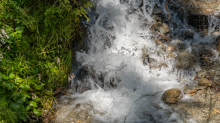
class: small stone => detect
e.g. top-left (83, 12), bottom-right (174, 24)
top-left (167, 53), bottom-right (173, 58)
top-left (153, 7), bottom-right (162, 15)
top-left (197, 70), bottom-right (206, 78)
top-left (212, 31), bottom-right (220, 36)
top-left (162, 88), bottom-right (183, 104)
top-left (162, 23), bottom-right (169, 33)
top-left (159, 26), bottom-right (166, 35)
top-left (187, 89), bottom-right (197, 94)
top-left (167, 46), bottom-right (174, 51)
top-left (133, 0), bottom-right (143, 7)
top-left (198, 78), bottom-right (211, 86)
top-left (182, 30), bottom-right (194, 39)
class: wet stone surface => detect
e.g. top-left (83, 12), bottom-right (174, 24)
top-left (162, 89), bottom-right (183, 104)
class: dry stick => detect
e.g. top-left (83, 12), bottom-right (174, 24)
top-left (166, 0), bottom-right (171, 19)
top-left (151, 31), bottom-right (171, 41)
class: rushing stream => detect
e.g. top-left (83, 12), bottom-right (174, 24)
top-left (55, 0), bottom-right (220, 122)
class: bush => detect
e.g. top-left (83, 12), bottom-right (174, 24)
top-left (0, 0), bottom-right (92, 122)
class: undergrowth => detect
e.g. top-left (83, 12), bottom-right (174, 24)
top-left (0, 0), bottom-right (92, 122)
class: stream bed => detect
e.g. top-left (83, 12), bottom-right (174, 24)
top-left (46, 0), bottom-right (220, 123)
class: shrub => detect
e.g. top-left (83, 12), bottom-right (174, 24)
top-left (0, 0), bottom-right (92, 122)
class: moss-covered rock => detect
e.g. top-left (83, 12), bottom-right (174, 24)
top-left (198, 78), bottom-right (211, 86)
top-left (162, 89), bottom-right (183, 104)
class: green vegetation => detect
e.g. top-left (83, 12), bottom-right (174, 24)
top-left (0, 0), bottom-right (92, 122)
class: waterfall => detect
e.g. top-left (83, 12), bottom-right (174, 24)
top-left (55, 0), bottom-right (220, 122)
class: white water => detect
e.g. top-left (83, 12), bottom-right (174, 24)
top-left (57, 0), bottom-right (220, 122)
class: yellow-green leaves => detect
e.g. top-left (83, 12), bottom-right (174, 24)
top-left (33, 108), bottom-right (42, 117)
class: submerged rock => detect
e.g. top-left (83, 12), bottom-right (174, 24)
top-left (162, 89), bottom-right (183, 104)
top-left (175, 50), bottom-right (199, 69)
top-left (199, 48), bottom-right (215, 68)
top-left (153, 6), bottom-right (162, 15)
top-left (198, 78), bottom-right (211, 86)
top-left (182, 30), bottom-right (194, 39)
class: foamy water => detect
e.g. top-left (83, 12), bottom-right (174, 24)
top-left (56, 0), bottom-right (220, 122)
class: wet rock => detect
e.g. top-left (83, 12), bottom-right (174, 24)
top-left (198, 78), bottom-right (211, 86)
top-left (212, 31), bottom-right (220, 36)
top-left (216, 35), bottom-right (220, 52)
top-left (162, 89), bottom-right (183, 104)
top-left (134, 0), bottom-right (143, 7)
top-left (55, 102), bottom-right (93, 123)
top-left (167, 52), bottom-right (173, 58)
top-left (167, 46), bottom-right (174, 51)
top-left (143, 55), bottom-right (168, 69)
top-left (199, 49), bottom-right (215, 68)
top-left (121, 0), bottom-right (142, 7)
top-left (175, 50), bottom-right (199, 69)
top-left (179, 0), bottom-right (220, 16)
top-left (162, 23), bottom-right (169, 33)
top-left (197, 70), bottom-right (207, 78)
top-left (153, 5), bottom-right (162, 15)
top-left (150, 21), bottom-right (169, 35)
top-left (183, 84), bottom-right (204, 94)
top-left (159, 24), bottom-right (169, 35)
top-left (182, 30), bottom-right (194, 39)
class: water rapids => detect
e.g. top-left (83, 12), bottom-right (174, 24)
top-left (56, 0), bottom-right (220, 122)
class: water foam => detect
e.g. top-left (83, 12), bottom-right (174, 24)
top-left (56, 0), bottom-right (220, 122)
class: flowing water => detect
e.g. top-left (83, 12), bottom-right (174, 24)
top-left (55, 0), bottom-right (220, 122)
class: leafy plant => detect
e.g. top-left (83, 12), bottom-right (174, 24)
top-left (0, 0), bottom-right (92, 122)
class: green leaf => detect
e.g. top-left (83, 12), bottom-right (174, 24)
top-left (20, 83), bottom-right (30, 90)
top-left (0, 72), bottom-right (2, 82)
top-left (9, 102), bottom-right (22, 109)
top-left (33, 108), bottom-right (42, 117)
top-left (28, 101), bottom-right (37, 107)
top-left (34, 84), bottom-right (42, 90)
top-left (19, 116), bottom-right (27, 122)
top-left (25, 105), bottom-right (31, 111)
top-left (9, 73), bottom-right (15, 79)
top-left (16, 97), bottom-right (26, 104)
top-left (0, 89), bottom-right (5, 94)
top-left (12, 93), bottom-right (26, 104)
top-left (2, 74), bottom-right (9, 80)
top-left (43, 90), bottom-right (52, 96)
top-left (0, 100), bottom-right (7, 106)
top-left (41, 83), bottom-right (45, 87)
top-left (15, 76), bottom-right (24, 83)
top-left (2, 54), bottom-right (12, 62)
top-left (48, 78), bottom-right (52, 83)
top-left (34, 98), bottom-right (41, 102)
top-left (4, 82), bottom-right (15, 90)
top-left (15, 26), bottom-right (25, 33)
top-left (20, 91), bottom-right (31, 98)
top-left (64, 0), bottom-right (70, 4)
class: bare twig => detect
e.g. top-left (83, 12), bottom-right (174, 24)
top-left (166, 0), bottom-right (171, 19)
top-left (151, 31), bottom-right (171, 41)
